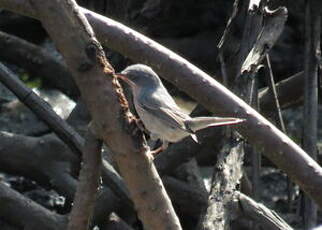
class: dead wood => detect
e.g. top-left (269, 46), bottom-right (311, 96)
top-left (0, 31), bottom-right (78, 99)
top-left (234, 192), bottom-right (293, 230)
top-left (28, 0), bottom-right (182, 229)
top-left (0, 131), bottom-right (122, 227)
top-left (0, 182), bottom-right (67, 230)
top-left (68, 128), bottom-right (102, 230)
top-left (2, 0), bottom-right (322, 209)
top-left (0, 62), bottom-right (83, 156)
top-left (199, 141), bottom-right (244, 230)
top-left (302, 0), bottom-right (321, 228)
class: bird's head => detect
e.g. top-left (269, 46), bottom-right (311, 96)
top-left (117, 64), bottom-right (161, 90)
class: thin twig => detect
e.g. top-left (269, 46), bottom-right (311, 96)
top-left (264, 54), bottom-right (292, 211)
top-left (264, 54), bottom-right (286, 132)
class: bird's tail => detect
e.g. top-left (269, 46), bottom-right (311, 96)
top-left (185, 117), bottom-right (245, 133)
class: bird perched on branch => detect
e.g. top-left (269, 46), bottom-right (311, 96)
top-left (117, 64), bottom-right (244, 154)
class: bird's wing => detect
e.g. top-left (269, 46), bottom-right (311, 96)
top-left (138, 91), bottom-right (193, 133)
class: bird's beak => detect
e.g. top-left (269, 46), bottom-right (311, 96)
top-left (115, 73), bottom-right (135, 87)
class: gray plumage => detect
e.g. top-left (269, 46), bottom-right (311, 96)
top-left (119, 64), bottom-right (244, 150)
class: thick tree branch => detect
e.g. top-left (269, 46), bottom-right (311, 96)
top-left (0, 62), bottom-right (83, 156)
top-left (27, 0), bottom-right (182, 229)
top-left (68, 128), bottom-right (102, 230)
top-left (259, 71), bottom-right (304, 113)
top-left (2, 0), bottom-right (322, 209)
top-left (303, 0), bottom-right (321, 228)
top-left (0, 182), bottom-right (67, 230)
top-left (235, 192), bottom-right (293, 230)
top-left (199, 141), bottom-right (244, 230)
top-left (0, 131), bottom-right (78, 200)
top-left (0, 31), bottom-right (79, 99)
top-left (85, 7), bottom-right (322, 209)
top-left (0, 61), bottom-right (132, 212)
top-left (0, 131), bottom-right (122, 228)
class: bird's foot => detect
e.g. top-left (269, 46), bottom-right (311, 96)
top-left (149, 146), bottom-right (164, 156)
top-left (149, 141), bottom-right (169, 156)
top-left (130, 117), bottom-right (146, 136)
top-left (134, 117), bottom-right (146, 132)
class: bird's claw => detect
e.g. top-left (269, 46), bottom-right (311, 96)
top-left (149, 146), bottom-right (164, 156)
top-left (135, 118), bottom-right (146, 132)
top-left (130, 117), bottom-right (146, 136)
top-left (149, 141), bottom-right (169, 156)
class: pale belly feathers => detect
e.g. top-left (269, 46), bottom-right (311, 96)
top-left (134, 102), bottom-right (189, 143)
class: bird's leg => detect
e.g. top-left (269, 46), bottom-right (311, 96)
top-left (134, 117), bottom-right (146, 132)
top-left (161, 141), bottom-right (169, 150)
top-left (149, 141), bottom-right (169, 156)
top-left (130, 117), bottom-right (146, 136)
top-left (149, 146), bottom-right (163, 156)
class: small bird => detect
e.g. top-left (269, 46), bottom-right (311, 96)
top-left (117, 64), bottom-right (244, 154)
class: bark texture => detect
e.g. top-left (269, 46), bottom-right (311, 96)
top-left (27, 0), bottom-right (182, 229)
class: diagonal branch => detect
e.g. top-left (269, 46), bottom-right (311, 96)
top-left (259, 71), bottom-right (305, 112)
top-left (0, 182), bottom-right (67, 230)
top-left (2, 0), bottom-right (322, 209)
top-left (264, 54), bottom-right (286, 132)
top-left (0, 61), bottom-right (130, 207)
top-left (234, 192), bottom-right (293, 230)
top-left (0, 30), bottom-right (79, 99)
top-left (0, 61), bottom-right (83, 156)
top-left (27, 0), bottom-right (182, 229)
top-left (0, 131), bottom-right (123, 228)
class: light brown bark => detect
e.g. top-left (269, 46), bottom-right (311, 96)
top-left (27, 0), bottom-right (182, 229)
top-left (1, 0), bottom-right (322, 209)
